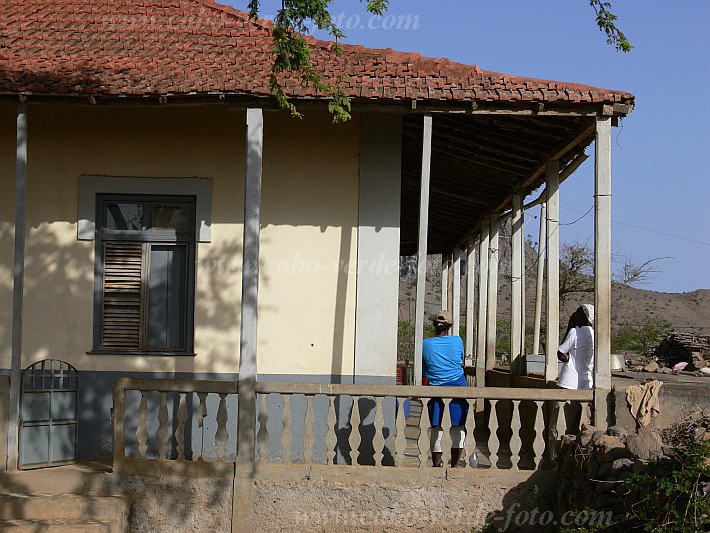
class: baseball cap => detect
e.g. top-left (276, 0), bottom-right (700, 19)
top-left (430, 310), bottom-right (453, 325)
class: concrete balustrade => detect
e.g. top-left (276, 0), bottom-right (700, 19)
top-left (112, 378), bottom-right (238, 477)
top-left (113, 378), bottom-right (593, 476)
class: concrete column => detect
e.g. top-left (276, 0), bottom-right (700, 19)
top-left (475, 224), bottom-right (489, 386)
top-left (485, 214), bottom-right (499, 371)
top-left (532, 202), bottom-right (547, 356)
top-left (413, 115), bottom-right (433, 386)
top-left (545, 162), bottom-right (560, 384)
top-left (510, 194), bottom-right (523, 376)
top-left (7, 102), bottom-right (27, 471)
top-left (354, 114), bottom-right (402, 384)
top-left (233, 108), bottom-right (263, 533)
top-left (452, 249), bottom-right (461, 335)
top-left (464, 238), bottom-right (477, 367)
top-left (594, 116), bottom-right (612, 429)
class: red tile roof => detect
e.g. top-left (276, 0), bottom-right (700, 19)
top-left (0, 0), bottom-right (634, 106)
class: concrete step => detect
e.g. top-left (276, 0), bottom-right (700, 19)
top-left (0, 493), bottom-right (127, 533)
top-left (0, 463), bottom-right (120, 496)
top-left (0, 519), bottom-right (112, 532)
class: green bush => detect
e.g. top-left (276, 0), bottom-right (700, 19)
top-left (612, 315), bottom-right (671, 354)
top-left (620, 440), bottom-right (709, 532)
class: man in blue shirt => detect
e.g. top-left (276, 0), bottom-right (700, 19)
top-left (423, 310), bottom-right (468, 467)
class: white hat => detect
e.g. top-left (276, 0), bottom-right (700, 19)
top-left (581, 304), bottom-right (594, 324)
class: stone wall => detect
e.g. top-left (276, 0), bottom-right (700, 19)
top-left (557, 425), bottom-right (664, 518)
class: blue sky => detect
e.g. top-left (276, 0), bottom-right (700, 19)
top-left (228, 1), bottom-right (709, 293)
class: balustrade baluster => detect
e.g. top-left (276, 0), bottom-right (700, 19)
top-left (550, 400), bottom-right (568, 466)
top-left (215, 393), bottom-right (229, 461)
top-left (579, 401), bottom-right (591, 428)
top-left (281, 395), bottom-right (292, 463)
top-left (136, 391), bottom-right (148, 459)
top-left (175, 393), bottom-right (188, 461)
top-left (510, 400), bottom-right (522, 470)
top-left (394, 397), bottom-right (407, 467)
top-left (326, 395), bottom-right (337, 465)
top-left (417, 398), bottom-right (430, 468)
top-left (256, 393), bottom-right (269, 463)
top-left (196, 392), bottom-right (207, 461)
top-left (556, 400), bottom-right (568, 440)
top-left (304, 395), bottom-right (315, 463)
top-left (373, 397), bottom-right (385, 466)
top-left (488, 399), bottom-right (500, 469)
top-left (464, 398), bottom-right (476, 467)
top-left (157, 392), bottom-right (169, 460)
top-left (440, 398), bottom-right (452, 466)
top-left (533, 400), bottom-right (545, 469)
top-left (349, 396), bottom-right (361, 466)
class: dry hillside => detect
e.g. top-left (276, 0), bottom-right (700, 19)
top-left (398, 231), bottom-right (709, 337)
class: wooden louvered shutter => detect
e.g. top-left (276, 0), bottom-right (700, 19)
top-left (101, 242), bottom-right (143, 351)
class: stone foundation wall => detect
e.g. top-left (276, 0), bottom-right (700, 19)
top-left (252, 465), bottom-right (557, 533)
top-left (557, 425), bottom-right (664, 516)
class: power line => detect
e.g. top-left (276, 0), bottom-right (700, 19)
top-left (560, 206), bottom-right (710, 246)
top-left (560, 205), bottom-right (593, 226)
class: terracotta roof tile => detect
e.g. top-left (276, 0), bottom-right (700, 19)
top-left (0, 0), bottom-right (634, 106)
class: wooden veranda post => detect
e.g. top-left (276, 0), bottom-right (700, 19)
top-left (441, 253), bottom-right (450, 310)
top-left (475, 222), bottom-right (489, 386)
top-left (485, 214), bottom-right (499, 371)
top-left (413, 114), bottom-right (432, 386)
top-left (7, 102), bottom-right (27, 471)
top-left (532, 202), bottom-right (546, 356)
top-left (519, 209), bottom-right (526, 359)
top-left (233, 108), bottom-right (263, 533)
top-left (593, 116), bottom-right (612, 429)
top-left (452, 249), bottom-right (461, 335)
top-left (545, 161), bottom-right (560, 384)
top-left (510, 194), bottom-right (523, 376)
top-left (465, 238), bottom-right (476, 368)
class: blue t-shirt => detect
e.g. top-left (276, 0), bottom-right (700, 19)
top-left (422, 335), bottom-right (465, 385)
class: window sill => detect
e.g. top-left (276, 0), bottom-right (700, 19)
top-left (86, 351), bottom-right (197, 357)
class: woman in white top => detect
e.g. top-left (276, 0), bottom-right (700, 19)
top-left (557, 304), bottom-right (595, 390)
top-left (556, 304), bottom-right (594, 434)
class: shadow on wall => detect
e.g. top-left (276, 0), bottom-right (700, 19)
top-left (0, 223), bottom-right (252, 459)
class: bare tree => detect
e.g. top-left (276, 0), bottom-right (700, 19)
top-left (559, 240), bottom-right (667, 302)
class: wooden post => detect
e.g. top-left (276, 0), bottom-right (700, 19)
top-left (7, 102), bottom-right (27, 471)
top-left (452, 249), bottom-right (461, 335)
top-left (485, 214), bottom-right (499, 371)
top-left (465, 238), bottom-right (476, 367)
top-left (413, 115), bottom-right (433, 386)
top-left (594, 117), bottom-right (612, 429)
top-left (510, 194), bottom-right (523, 376)
top-left (475, 224), bottom-right (489, 386)
top-left (233, 108), bottom-right (263, 533)
top-left (441, 253), bottom-right (450, 310)
top-left (545, 162), bottom-right (560, 384)
top-left (532, 202), bottom-right (546, 356)
top-left (520, 208), bottom-right (526, 357)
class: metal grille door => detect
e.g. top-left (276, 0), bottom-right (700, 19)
top-left (19, 360), bottom-right (78, 469)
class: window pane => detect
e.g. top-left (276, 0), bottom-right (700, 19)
top-left (151, 205), bottom-right (189, 233)
top-left (106, 203), bottom-right (144, 230)
top-left (147, 245), bottom-right (186, 350)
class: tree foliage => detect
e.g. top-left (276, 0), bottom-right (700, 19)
top-left (589, 0), bottom-right (633, 52)
top-left (612, 315), bottom-right (672, 355)
top-left (246, 1), bottom-right (631, 122)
